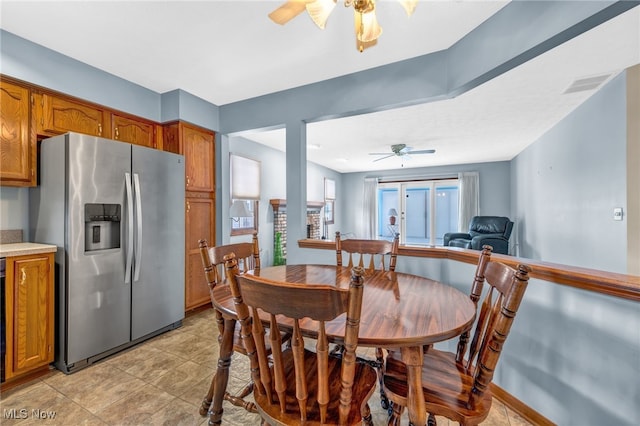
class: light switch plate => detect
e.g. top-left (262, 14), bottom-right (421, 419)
top-left (613, 207), bottom-right (623, 221)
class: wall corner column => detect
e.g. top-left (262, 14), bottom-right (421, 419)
top-left (627, 65), bottom-right (640, 276)
top-left (285, 120), bottom-right (307, 263)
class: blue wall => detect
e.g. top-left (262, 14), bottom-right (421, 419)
top-left (512, 72), bottom-right (628, 272)
top-left (217, 136), bottom-right (342, 266)
top-left (0, 30), bottom-right (219, 129)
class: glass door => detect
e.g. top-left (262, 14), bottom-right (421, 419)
top-left (403, 182), bottom-right (430, 245)
top-left (378, 179), bottom-right (459, 246)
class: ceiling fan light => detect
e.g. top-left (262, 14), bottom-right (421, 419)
top-left (398, 0), bottom-right (417, 17)
top-left (355, 8), bottom-right (382, 43)
top-left (306, 0), bottom-right (337, 29)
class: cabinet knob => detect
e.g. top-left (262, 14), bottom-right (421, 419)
top-left (186, 176), bottom-right (190, 187)
top-left (115, 127), bottom-right (119, 139)
top-left (20, 269), bottom-right (27, 286)
top-left (98, 123), bottom-right (103, 136)
top-left (186, 201), bottom-right (190, 213)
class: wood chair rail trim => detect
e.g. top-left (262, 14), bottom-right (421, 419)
top-left (298, 239), bottom-right (640, 301)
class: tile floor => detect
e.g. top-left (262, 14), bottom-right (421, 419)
top-left (0, 308), bottom-right (532, 425)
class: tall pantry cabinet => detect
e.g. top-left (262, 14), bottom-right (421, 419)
top-left (163, 121), bottom-right (215, 310)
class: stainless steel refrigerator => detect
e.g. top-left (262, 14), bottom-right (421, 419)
top-left (30, 132), bottom-right (185, 373)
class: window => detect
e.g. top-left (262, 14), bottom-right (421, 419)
top-left (230, 154), bottom-right (260, 236)
top-left (324, 200), bottom-right (334, 224)
top-left (324, 178), bottom-right (335, 224)
top-left (377, 179), bottom-right (459, 246)
top-left (230, 200), bottom-right (258, 235)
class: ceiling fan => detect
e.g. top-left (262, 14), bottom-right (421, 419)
top-left (268, 0), bottom-right (418, 52)
top-left (369, 143), bottom-right (436, 162)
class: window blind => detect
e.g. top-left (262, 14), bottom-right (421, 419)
top-left (231, 154), bottom-right (261, 200)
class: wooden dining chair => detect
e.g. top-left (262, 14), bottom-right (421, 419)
top-left (456, 245), bottom-right (493, 359)
top-left (198, 233), bottom-right (290, 420)
top-left (224, 253), bottom-right (378, 425)
top-left (382, 258), bottom-right (531, 426)
top-left (336, 231), bottom-right (400, 273)
top-left (335, 230), bottom-right (400, 409)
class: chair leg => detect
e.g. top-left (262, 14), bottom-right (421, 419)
top-left (376, 347), bottom-right (390, 410)
top-left (223, 381), bottom-right (257, 413)
top-left (427, 413), bottom-right (437, 426)
top-left (388, 402), bottom-right (404, 426)
top-left (200, 310), bottom-right (227, 417)
top-left (207, 317), bottom-right (236, 426)
top-left (362, 403), bottom-right (373, 426)
top-left (199, 373), bottom-right (216, 416)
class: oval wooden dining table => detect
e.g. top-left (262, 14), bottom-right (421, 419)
top-left (208, 264), bottom-right (476, 426)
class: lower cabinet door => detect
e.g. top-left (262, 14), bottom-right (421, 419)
top-left (185, 196), bottom-right (215, 310)
top-left (5, 253), bottom-right (54, 379)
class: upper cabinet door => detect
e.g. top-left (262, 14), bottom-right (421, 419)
top-left (112, 113), bottom-right (156, 148)
top-left (0, 80), bottom-right (35, 186)
top-left (182, 123), bottom-right (215, 193)
top-left (35, 93), bottom-right (108, 138)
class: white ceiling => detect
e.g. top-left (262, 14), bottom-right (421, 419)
top-left (1, 1), bottom-right (639, 173)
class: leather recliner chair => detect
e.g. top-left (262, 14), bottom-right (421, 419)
top-left (444, 216), bottom-right (513, 255)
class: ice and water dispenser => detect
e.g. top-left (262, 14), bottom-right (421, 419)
top-left (85, 204), bottom-right (121, 252)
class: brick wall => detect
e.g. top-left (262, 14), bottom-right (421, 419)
top-left (272, 209), bottom-right (322, 263)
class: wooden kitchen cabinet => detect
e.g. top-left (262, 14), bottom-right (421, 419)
top-left (0, 79), bottom-right (36, 187)
top-left (183, 123), bottom-right (215, 192)
top-left (4, 253), bottom-right (55, 381)
top-left (34, 92), bottom-right (109, 138)
top-left (163, 121), bottom-right (216, 311)
top-left (163, 121), bottom-right (215, 192)
top-left (185, 195), bottom-right (215, 310)
top-left (111, 113), bottom-right (159, 148)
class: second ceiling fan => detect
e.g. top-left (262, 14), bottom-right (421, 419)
top-left (369, 144), bottom-right (436, 162)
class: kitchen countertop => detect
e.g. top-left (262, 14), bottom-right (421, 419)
top-left (0, 242), bottom-right (58, 258)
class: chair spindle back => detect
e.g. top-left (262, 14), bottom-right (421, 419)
top-left (224, 254), bottom-right (373, 425)
top-left (335, 231), bottom-right (399, 273)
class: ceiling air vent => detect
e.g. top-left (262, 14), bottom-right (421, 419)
top-left (563, 73), bottom-right (612, 94)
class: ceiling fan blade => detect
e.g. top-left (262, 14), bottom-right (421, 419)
top-left (269, 0), bottom-right (312, 25)
top-left (409, 149), bottom-right (436, 155)
top-left (372, 154), bottom-right (395, 162)
top-left (369, 152), bottom-right (391, 156)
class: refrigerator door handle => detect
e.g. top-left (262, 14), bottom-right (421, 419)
top-left (124, 172), bottom-right (134, 284)
top-left (133, 173), bottom-right (143, 282)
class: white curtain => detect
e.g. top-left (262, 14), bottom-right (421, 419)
top-left (458, 172), bottom-right (479, 232)
top-left (362, 178), bottom-right (378, 239)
